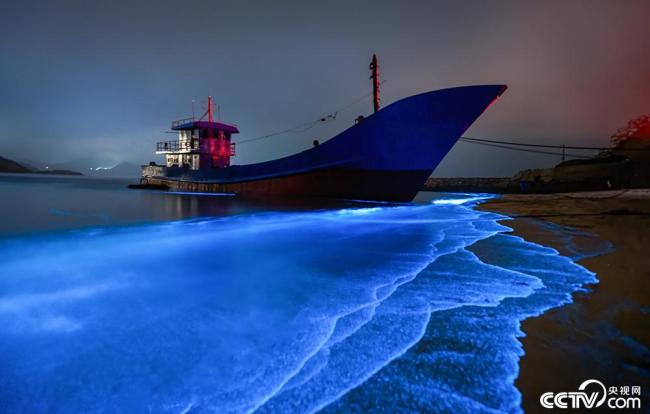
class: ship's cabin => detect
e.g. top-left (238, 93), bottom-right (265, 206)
top-left (156, 108), bottom-right (239, 170)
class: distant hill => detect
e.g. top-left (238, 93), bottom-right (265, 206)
top-left (3, 155), bottom-right (141, 177)
top-left (46, 157), bottom-right (141, 177)
top-left (0, 156), bottom-right (32, 173)
top-left (36, 169), bottom-right (83, 176)
top-left (49, 156), bottom-right (109, 173)
top-left (14, 159), bottom-right (44, 171)
top-left (0, 155), bottom-right (82, 176)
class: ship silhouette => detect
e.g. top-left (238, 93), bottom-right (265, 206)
top-left (139, 56), bottom-right (506, 202)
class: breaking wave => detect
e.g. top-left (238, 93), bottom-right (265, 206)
top-left (0, 195), bottom-right (598, 413)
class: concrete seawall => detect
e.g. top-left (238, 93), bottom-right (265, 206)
top-left (425, 157), bottom-right (650, 194)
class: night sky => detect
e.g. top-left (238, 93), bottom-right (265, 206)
top-left (1, 0), bottom-right (649, 176)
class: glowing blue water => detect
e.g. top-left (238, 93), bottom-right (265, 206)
top-left (0, 190), bottom-right (598, 413)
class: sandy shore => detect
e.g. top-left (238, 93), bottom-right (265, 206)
top-left (478, 189), bottom-right (650, 412)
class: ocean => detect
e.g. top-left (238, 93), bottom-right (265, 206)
top-left (0, 174), bottom-right (600, 413)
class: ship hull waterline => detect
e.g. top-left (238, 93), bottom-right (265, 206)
top-left (141, 168), bottom-right (433, 203)
top-left (139, 85), bottom-right (508, 203)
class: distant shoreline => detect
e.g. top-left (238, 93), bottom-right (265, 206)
top-left (0, 169), bottom-right (83, 176)
top-left (0, 155), bottom-right (83, 176)
top-left (477, 190), bottom-right (650, 412)
top-left (35, 170), bottom-right (84, 176)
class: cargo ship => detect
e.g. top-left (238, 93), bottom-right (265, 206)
top-left (136, 56), bottom-right (506, 202)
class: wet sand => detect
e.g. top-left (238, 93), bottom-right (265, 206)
top-left (478, 189), bottom-right (650, 412)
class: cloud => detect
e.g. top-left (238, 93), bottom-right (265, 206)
top-left (1, 0), bottom-right (649, 175)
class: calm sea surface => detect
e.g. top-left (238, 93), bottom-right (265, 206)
top-left (0, 174), bottom-right (599, 413)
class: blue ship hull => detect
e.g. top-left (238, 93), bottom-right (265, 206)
top-left (144, 85), bottom-right (507, 202)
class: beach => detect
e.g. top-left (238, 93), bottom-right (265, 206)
top-left (478, 190), bottom-right (650, 411)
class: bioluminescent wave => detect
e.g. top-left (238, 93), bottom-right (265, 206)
top-left (0, 195), bottom-right (597, 413)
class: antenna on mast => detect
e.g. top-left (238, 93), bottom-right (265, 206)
top-left (207, 96), bottom-right (213, 122)
top-left (369, 54), bottom-right (380, 113)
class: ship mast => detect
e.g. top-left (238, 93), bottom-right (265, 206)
top-left (207, 96), bottom-right (214, 123)
top-left (370, 54), bottom-right (380, 113)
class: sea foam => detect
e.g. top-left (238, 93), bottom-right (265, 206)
top-left (0, 195), bottom-right (598, 413)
